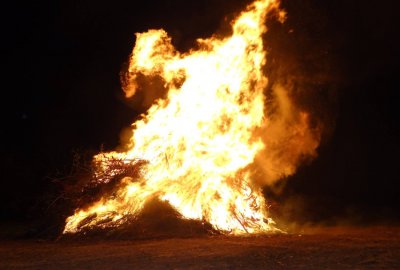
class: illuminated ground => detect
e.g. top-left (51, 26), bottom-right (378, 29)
top-left (1, 226), bottom-right (399, 269)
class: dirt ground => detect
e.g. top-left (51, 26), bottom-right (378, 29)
top-left (1, 226), bottom-right (399, 269)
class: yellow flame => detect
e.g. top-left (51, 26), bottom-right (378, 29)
top-left (64, 0), bottom-right (284, 235)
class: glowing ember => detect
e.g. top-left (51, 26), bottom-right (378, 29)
top-left (63, 0), bottom-right (310, 235)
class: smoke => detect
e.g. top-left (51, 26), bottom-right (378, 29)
top-left (252, 1), bottom-right (339, 190)
top-left (256, 82), bottom-right (321, 186)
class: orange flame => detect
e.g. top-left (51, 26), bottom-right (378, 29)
top-left (63, 0), bottom-right (304, 235)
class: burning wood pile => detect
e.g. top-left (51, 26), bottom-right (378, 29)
top-left (62, 0), bottom-right (320, 237)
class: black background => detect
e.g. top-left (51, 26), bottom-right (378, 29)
top-left (1, 0), bottom-right (399, 230)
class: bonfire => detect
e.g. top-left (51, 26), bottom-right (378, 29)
top-left (63, 0), bottom-right (320, 236)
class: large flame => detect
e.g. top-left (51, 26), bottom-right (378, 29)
top-left (64, 0), bottom-right (297, 235)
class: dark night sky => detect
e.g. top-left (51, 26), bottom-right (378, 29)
top-left (1, 0), bottom-right (399, 226)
